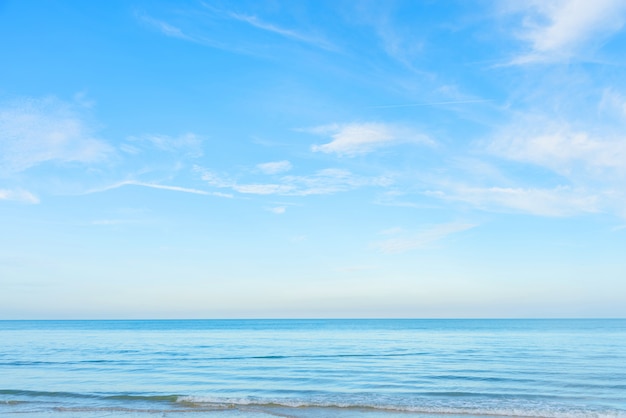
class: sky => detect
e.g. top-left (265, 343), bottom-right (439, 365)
top-left (1, 0), bottom-right (626, 319)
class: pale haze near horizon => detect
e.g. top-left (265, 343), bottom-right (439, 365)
top-left (1, 0), bottom-right (626, 319)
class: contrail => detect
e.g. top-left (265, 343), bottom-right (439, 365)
top-left (370, 99), bottom-right (493, 109)
top-left (84, 180), bottom-right (233, 198)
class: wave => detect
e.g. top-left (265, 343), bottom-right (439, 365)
top-left (0, 389), bottom-right (180, 404)
top-left (0, 389), bottom-right (100, 400)
top-left (177, 395), bottom-right (626, 417)
top-left (2, 390), bottom-right (625, 417)
top-left (0, 352), bottom-right (429, 366)
top-left (212, 352), bottom-right (430, 361)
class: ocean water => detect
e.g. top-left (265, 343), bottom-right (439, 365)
top-left (1, 319), bottom-right (625, 418)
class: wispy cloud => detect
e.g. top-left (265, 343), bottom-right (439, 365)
top-left (234, 183), bottom-right (295, 195)
top-left (507, 0), bottom-right (626, 63)
top-left (256, 160), bottom-right (293, 174)
top-left (375, 23), bottom-right (423, 68)
top-left (136, 11), bottom-right (232, 51)
top-left (0, 96), bottom-right (211, 201)
top-left (130, 181), bottom-right (222, 196)
top-left (138, 5), bottom-right (335, 55)
top-left (599, 89), bottom-right (626, 118)
top-left (267, 206), bottom-right (287, 215)
top-left (197, 166), bottom-right (392, 196)
top-left (0, 189), bottom-right (40, 204)
top-left (428, 185), bottom-right (600, 217)
top-left (0, 97), bottom-right (112, 176)
top-left (370, 99), bottom-right (493, 109)
top-left (308, 123), bottom-right (432, 156)
top-left (228, 13), bottom-right (335, 50)
top-left (372, 222), bottom-right (476, 254)
top-left (350, 2), bottom-right (424, 69)
top-left (136, 13), bottom-right (191, 40)
top-left (488, 117), bottom-right (626, 176)
top-left (87, 180), bottom-right (232, 198)
top-left (125, 133), bottom-right (204, 157)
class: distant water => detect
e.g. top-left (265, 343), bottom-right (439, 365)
top-left (1, 319), bottom-right (625, 418)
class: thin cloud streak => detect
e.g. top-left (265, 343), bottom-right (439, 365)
top-left (373, 222), bottom-right (476, 254)
top-left (125, 133), bottom-right (204, 158)
top-left (428, 186), bottom-right (600, 217)
top-left (308, 122), bottom-right (433, 156)
top-left (0, 189), bottom-right (40, 204)
top-left (257, 160), bottom-right (293, 175)
top-left (142, 3), bottom-right (336, 54)
top-left (136, 13), bottom-right (191, 40)
top-left (136, 11), bottom-right (240, 52)
top-left (370, 99), bottom-right (494, 109)
top-left (86, 180), bottom-right (233, 198)
top-left (197, 166), bottom-right (392, 196)
top-left (228, 13), bottom-right (335, 51)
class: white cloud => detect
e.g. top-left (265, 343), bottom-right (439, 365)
top-left (429, 185), bottom-right (600, 217)
top-left (488, 118), bottom-right (626, 176)
top-left (197, 166), bottom-right (392, 196)
top-left (0, 97), bottom-right (112, 176)
top-left (234, 183), bottom-right (296, 195)
top-left (599, 89), bottom-right (626, 118)
top-left (373, 222), bottom-right (476, 254)
top-left (256, 160), bottom-right (293, 174)
top-left (267, 206), bottom-right (287, 215)
top-left (194, 169), bottom-right (233, 189)
top-left (309, 123), bottom-right (432, 156)
top-left (509, 0), bottom-right (626, 63)
top-left (281, 168), bottom-right (392, 196)
top-left (0, 189), bottom-right (40, 204)
top-left (126, 133), bottom-right (204, 157)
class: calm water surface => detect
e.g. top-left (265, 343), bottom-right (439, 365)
top-left (1, 319), bottom-right (625, 417)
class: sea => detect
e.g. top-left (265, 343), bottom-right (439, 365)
top-left (1, 319), bottom-right (625, 418)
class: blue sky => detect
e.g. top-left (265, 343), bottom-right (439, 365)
top-left (1, 0), bottom-right (626, 319)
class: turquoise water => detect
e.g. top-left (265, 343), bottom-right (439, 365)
top-left (1, 319), bottom-right (625, 417)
